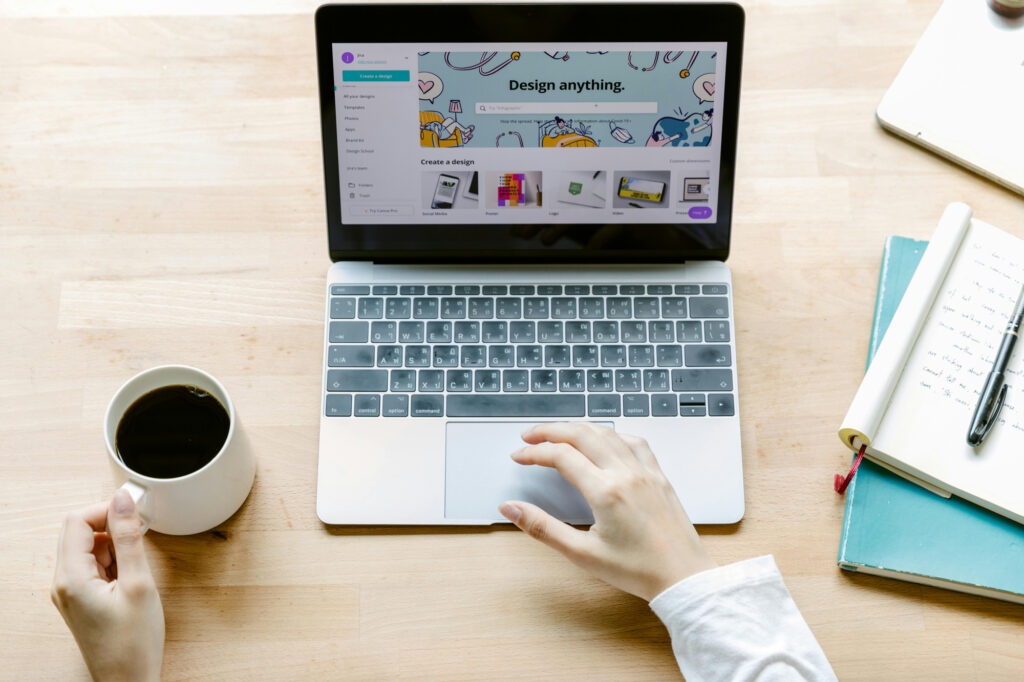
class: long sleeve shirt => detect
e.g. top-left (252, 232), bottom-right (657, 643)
top-left (649, 555), bottom-right (837, 681)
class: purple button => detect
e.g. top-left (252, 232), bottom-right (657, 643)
top-left (688, 206), bottom-right (713, 219)
top-left (341, 52), bottom-right (355, 64)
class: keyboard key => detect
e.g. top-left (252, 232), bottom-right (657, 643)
top-left (382, 394), bottom-right (408, 417)
top-left (621, 321), bottom-right (646, 343)
top-left (551, 297), bottom-right (576, 319)
top-left (468, 298), bottom-right (494, 319)
top-left (544, 345), bottom-right (571, 367)
top-left (400, 285), bottom-right (424, 295)
top-left (651, 394), bottom-right (677, 416)
top-left (418, 370), bottom-right (443, 392)
top-left (330, 297), bottom-right (356, 319)
top-left (704, 321), bottom-right (730, 342)
top-left (496, 297), bottom-right (521, 321)
top-left (405, 345), bottom-right (431, 367)
top-left (538, 285), bottom-right (562, 295)
top-left (606, 297), bottom-right (632, 318)
top-left (649, 321), bottom-right (674, 343)
top-left (509, 321), bottom-right (535, 343)
top-left (623, 394), bottom-right (650, 417)
top-left (635, 297), bottom-right (659, 319)
top-left (565, 285), bottom-right (589, 295)
top-left (461, 345), bottom-right (486, 367)
top-left (628, 345), bottom-right (654, 367)
top-left (329, 321), bottom-right (368, 343)
top-left (427, 285), bottom-right (452, 295)
top-left (370, 321), bottom-right (396, 343)
top-left (671, 369), bottom-right (733, 391)
top-left (454, 321), bottom-right (479, 343)
top-left (656, 345), bottom-right (683, 367)
top-left (447, 369), bottom-right (472, 392)
top-left (332, 285), bottom-right (370, 295)
top-left (587, 369), bottom-right (613, 392)
top-left (325, 394), bottom-right (352, 417)
top-left (689, 297), bottom-right (729, 318)
top-left (502, 369), bottom-right (529, 392)
top-left (328, 344), bottom-right (374, 367)
top-left (703, 284), bottom-right (729, 295)
top-left (644, 369), bottom-right (670, 392)
top-left (372, 285), bottom-right (397, 295)
top-left (455, 285), bottom-right (479, 295)
top-left (565, 321), bottom-right (591, 343)
top-left (593, 321), bottom-right (619, 343)
top-left (680, 403), bottom-right (707, 417)
top-left (358, 298), bottom-right (383, 319)
top-left (482, 285), bottom-right (507, 295)
top-left (531, 369), bottom-right (557, 392)
top-left (489, 345), bottom-right (514, 367)
top-left (376, 345), bottom-right (402, 367)
top-left (432, 345), bottom-right (458, 367)
top-left (677, 321), bottom-right (702, 342)
top-left (593, 285), bottom-right (617, 295)
top-left (327, 369), bottom-right (387, 392)
top-left (441, 297), bottom-right (466, 319)
top-left (579, 297), bottom-right (604, 319)
top-left (390, 369), bottom-right (416, 392)
top-left (448, 394), bottom-right (586, 417)
top-left (426, 321), bottom-right (452, 343)
top-left (684, 344), bottom-right (732, 367)
top-left (385, 297), bottom-right (411, 319)
top-left (647, 285), bottom-right (672, 295)
top-left (620, 285), bottom-right (645, 295)
top-left (558, 369), bottom-right (584, 392)
top-left (601, 345), bottom-right (626, 367)
top-left (678, 393), bottom-right (706, 408)
top-left (474, 369), bottom-right (500, 392)
top-left (573, 345), bottom-right (598, 367)
top-left (537, 321), bottom-right (563, 343)
top-left (510, 285), bottom-right (535, 295)
top-left (588, 394), bottom-right (621, 417)
top-left (675, 285), bottom-right (700, 295)
top-left (517, 345), bottom-right (542, 367)
top-left (662, 297), bottom-right (687, 318)
top-left (524, 297), bottom-right (549, 319)
top-left (414, 297), bottom-right (439, 319)
top-left (708, 393), bottom-right (735, 416)
top-left (482, 321), bottom-right (508, 343)
top-left (615, 369), bottom-right (642, 392)
top-left (398, 321), bottom-right (424, 343)
top-left (353, 394), bottom-right (380, 417)
top-left (411, 395), bottom-right (444, 417)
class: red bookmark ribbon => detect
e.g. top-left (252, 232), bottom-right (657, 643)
top-left (834, 444), bottom-right (867, 494)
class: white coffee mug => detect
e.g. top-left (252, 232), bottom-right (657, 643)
top-left (104, 365), bottom-right (256, 535)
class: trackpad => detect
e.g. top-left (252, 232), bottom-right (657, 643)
top-left (445, 421), bottom-right (611, 524)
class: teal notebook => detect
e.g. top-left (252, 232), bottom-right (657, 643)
top-left (837, 236), bottom-right (1024, 604)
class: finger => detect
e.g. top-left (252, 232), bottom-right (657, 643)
top-left (617, 433), bottom-right (663, 472)
top-left (106, 489), bottom-right (150, 585)
top-left (511, 442), bottom-right (601, 494)
top-left (522, 422), bottom-right (630, 469)
top-left (92, 533), bottom-right (115, 571)
top-left (499, 501), bottom-right (588, 560)
top-left (59, 501), bottom-right (113, 561)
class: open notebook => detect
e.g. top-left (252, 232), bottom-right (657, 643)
top-left (839, 202), bottom-right (1024, 524)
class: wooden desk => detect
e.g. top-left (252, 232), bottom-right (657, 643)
top-left (2, 1), bottom-right (1021, 679)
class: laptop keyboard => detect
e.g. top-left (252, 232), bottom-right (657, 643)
top-left (324, 284), bottom-right (735, 418)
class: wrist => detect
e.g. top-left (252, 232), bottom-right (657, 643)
top-left (646, 549), bottom-right (717, 601)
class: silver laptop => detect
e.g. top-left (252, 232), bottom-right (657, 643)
top-left (313, 2), bottom-right (746, 525)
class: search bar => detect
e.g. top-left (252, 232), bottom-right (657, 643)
top-left (475, 102), bottom-right (657, 115)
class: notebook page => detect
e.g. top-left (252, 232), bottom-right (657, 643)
top-left (872, 220), bottom-right (1024, 523)
top-left (839, 203), bottom-right (972, 448)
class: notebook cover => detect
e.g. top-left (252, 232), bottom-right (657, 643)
top-left (837, 236), bottom-right (1024, 602)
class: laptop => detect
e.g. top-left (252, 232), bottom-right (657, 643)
top-left (313, 2), bottom-right (746, 525)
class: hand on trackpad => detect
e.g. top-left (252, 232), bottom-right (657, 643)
top-left (444, 421), bottom-right (612, 523)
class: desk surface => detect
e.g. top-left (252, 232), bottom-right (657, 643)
top-left (2, 1), bottom-right (1022, 679)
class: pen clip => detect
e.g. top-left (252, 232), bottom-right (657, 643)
top-left (972, 382), bottom-right (1008, 446)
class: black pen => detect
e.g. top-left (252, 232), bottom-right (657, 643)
top-left (967, 284), bottom-right (1024, 446)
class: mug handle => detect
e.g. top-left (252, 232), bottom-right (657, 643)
top-left (119, 480), bottom-right (151, 535)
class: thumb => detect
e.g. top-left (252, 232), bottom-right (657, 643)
top-left (107, 489), bottom-right (150, 582)
top-left (499, 501), bottom-right (586, 559)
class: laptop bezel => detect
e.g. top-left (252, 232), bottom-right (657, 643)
top-left (314, 2), bottom-right (745, 264)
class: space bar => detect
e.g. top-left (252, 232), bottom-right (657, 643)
top-left (446, 395), bottom-right (586, 417)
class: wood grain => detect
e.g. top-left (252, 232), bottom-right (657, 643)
top-left (2, 1), bottom-right (1022, 679)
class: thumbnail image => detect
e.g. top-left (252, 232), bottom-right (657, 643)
top-left (680, 176), bottom-right (710, 202)
top-left (550, 170), bottom-right (607, 209)
top-left (421, 171), bottom-right (479, 210)
top-left (485, 171), bottom-right (543, 208)
top-left (612, 170), bottom-right (671, 209)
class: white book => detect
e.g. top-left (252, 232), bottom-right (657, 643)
top-left (839, 202), bottom-right (1024, 524)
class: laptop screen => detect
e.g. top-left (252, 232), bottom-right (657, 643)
top-left (316, 4), bottom-right (744, 262)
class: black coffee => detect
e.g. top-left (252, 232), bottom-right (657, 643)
top-left (116, 384), bottom-right (230, 479)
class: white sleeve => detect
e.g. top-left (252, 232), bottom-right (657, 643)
top-left (648, 555), bottom-right (836, 682)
